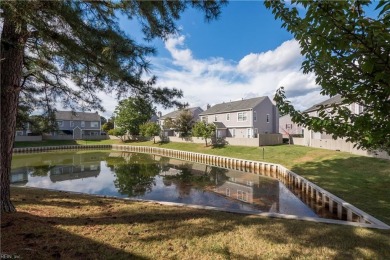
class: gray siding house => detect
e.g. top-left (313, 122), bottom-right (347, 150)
top-left (198, 96), bottom-right (279, 138)
top-left (53, 111), bottom-right (101, 139)
top-left (279, 114), bottom-right (304, 138)
top-left (159, 107), bottom-right (204, 136)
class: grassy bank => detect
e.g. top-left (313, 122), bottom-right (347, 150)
top-left (2, 187), bottom-right (390, 259)
top-left (12, 139), bottom-right (390, 223)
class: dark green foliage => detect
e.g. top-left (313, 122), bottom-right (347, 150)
top-left (265, 1), bottom-right (390, 153)
top-left (102, 121), bottom-right (114, 132)
top-left (192, 121), bottom-right (216, 146)
top-left (139, 122), bottom-right (160, 143)
top-left (114, 97), bottom-right (155, 135)
top-left (175, 109), bottom-right (194, 137)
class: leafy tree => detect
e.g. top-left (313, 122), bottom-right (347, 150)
top-left (102, 121), bottom-right (114, 132)
top-left (139, 122), bottom-right (161, 143)
top-left (175, 109), bottom-right (194, 137)
top-left (29, 114), bottom-right (58, 135)
top-left (100, 116), bottom-right (107, 125)
top-left (114, 97), bottom-right (155, 135)
top-left (108, 128), bottom-right (127, 142)
top-left (162, 117), bottom-right (176, 130)
top-left (1, 0), bottom-right (226, 212)
top-left (265, 1), bottom-right (390, 154)
top-left (192, 121), bottom-right (216, 146)
top-left (107, 153), bottom-right (160, 196)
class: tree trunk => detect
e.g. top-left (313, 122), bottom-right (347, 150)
top-left (1, 16), bottom-right (27, 213)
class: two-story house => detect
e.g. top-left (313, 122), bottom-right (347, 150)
top-left (198, 96), bottom-right (279, 138)
top-left (279, 114), bottom-right (304, 139)
top-left (292, 95), bottom-right (389, 159)
top-left (159, 107), bottom-right (204, 136)
top-left (53, 111), bottom-right (101, 139)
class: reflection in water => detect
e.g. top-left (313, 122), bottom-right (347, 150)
top-left (11, 151), bottom-right (323, 218)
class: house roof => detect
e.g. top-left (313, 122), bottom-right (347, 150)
top-left (304, 95), bottom-right (344, 113)
top-left (160, 107), bottom-right (203, 120)
top-left (199, 96), bottom-right (268, 115)
top-left (55, 111), bottom-right (101, 121)
top-left (213, 122), bottom-right (227, 129)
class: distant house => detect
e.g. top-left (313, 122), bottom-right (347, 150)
top-left (293, 95), bottom-right (389, 159)
top-left (15, 122), bottom-right (32, 137)
top-left (302, 94), bottom-right (363, 141)
top-left (279, 115), bottom-right (304, 139)
top-left (52, 111), bottom-right (102, 139)
top-left (159, 107), bottom-right (204, 136)
top-left (198, 96), bottom-right (279, 138)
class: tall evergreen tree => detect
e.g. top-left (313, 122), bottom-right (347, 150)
top-left (0, 0), bottom-right (226, 212)
top-left (265, 0), bottom-right (390, 153)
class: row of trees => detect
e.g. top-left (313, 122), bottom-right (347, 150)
top-left (107, 98), bottom-right (216, 145)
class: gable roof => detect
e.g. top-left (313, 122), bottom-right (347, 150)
top-left (199, 96), bottom-right (268, 115)
top-left (160, 107), bottom-right (203, 120)
top-left (304, 95), bottom-right (344, 113)
top-left (55, 111), bottom-right (101, 121)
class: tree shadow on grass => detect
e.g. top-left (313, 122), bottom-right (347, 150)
top-left (5, 187), bottom-right (390, 259)
top-left (290, 156), bottom-right (390, 224)
top-left (1, 212), bottom-right (147, 259)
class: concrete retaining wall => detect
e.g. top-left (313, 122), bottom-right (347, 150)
top-left (292, 137), bottom-right (390, 160)
top-left (14, 136), bottom-right (42, 142)
top-left (291, 137), bottom-right (305, 146)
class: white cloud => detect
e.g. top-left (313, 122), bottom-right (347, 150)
top-left (152, 35), bottom-right (323, 115)
top-left (60, 35), bottom-right (326, 118)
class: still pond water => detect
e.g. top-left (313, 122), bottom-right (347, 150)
top-left (12, 150), bottom-right (329, 218)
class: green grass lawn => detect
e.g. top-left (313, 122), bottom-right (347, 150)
top-left (2, 187), bottom-right (389, 259)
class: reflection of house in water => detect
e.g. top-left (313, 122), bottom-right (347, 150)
top-left (50, 164), bottom-right (100, 182)
top-left (49, 153), bottom-right (102, 182)
top-left (158, 157), bottom-right (280, 212)
top-left (213, 171), bottom-right (280, 212)
top-left (10, 167), bottom-right (29, 186)
top-left (160, 168), bottom-right (182, 176)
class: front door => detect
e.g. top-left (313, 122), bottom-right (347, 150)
top-left (73, 127), bottom-right (82, 140)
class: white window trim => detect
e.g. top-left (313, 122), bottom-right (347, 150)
top-left (91, 121), bottom-right (99, 127)
top-left (70, 121), bottom-right (74, 127)
top-left (57, 120), bottom-right (63, 127)
top-left (237, 112), bottom-right (247, 122)
top-left (226, 113), bottom-right (230, 121)
top-left (253, 111), bottom-right (257, 122)
top-left (81, 121), bottom-right (85, 127)
top-left (266, 114), bottom-right (270, 123)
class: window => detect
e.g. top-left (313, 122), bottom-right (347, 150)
top-left (286, 124), bottom-right (292, 129)
top-left (237, 190), bottom-right (248, 202)
top-left (91, 121), bottom-right (99, 127)
top-left (232, 128), bottom-right (235, 137)
top-left (214, 115), bottom-right (217, 122)
top-left (253, 111), bottom-right (257, 122)
top-left (57, 120), bottom-right (63, 127)
top-left (226, 188), bottom-right (230, 197)
top-left (226, 113), bottom-right (230, 121)
top-left (237, 112), bottom-right (247, 122)
top-left (81, 121), bottom-right (85, 127)
top-left (201, 116), bottom-right (207, 123)
top-left (70, 121), bottom-right (74, 127)
top-left (254, 128), bottom-right (258, 137)
top-left (16, 131), bottom-right (23, 136)
top-left (266, 114), bottom-right (270, 123)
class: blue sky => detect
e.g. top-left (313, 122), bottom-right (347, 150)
top-left (100, 1), bottom-right (324, 118)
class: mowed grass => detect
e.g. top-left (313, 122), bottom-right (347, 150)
top-left (2, 187), bottom-right (390, 259)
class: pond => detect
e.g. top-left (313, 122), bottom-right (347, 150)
top-left (11, 150), bottom-right (337, 219)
